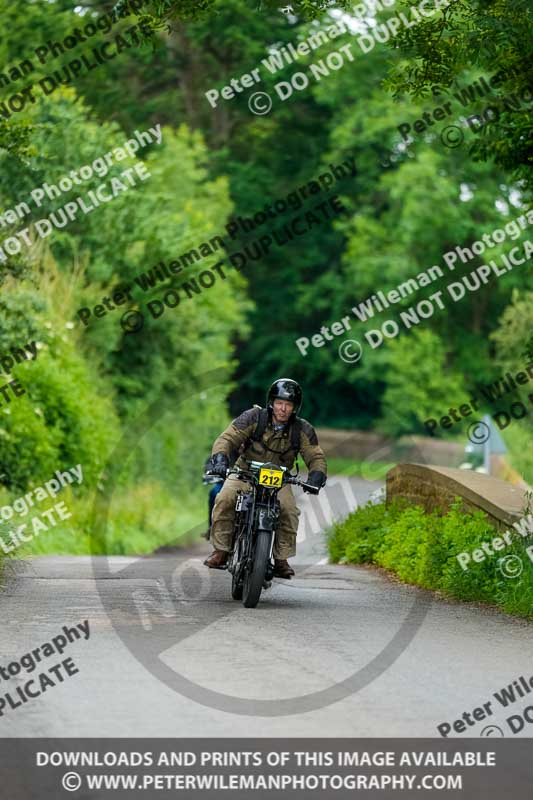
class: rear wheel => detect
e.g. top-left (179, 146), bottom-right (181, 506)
top-left (242, 531), bottom-right (272, 608)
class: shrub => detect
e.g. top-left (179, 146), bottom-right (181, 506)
top-left (1, 341), bottom-right (118, 491)
top-left (329, 498), bottom-right (533, 619)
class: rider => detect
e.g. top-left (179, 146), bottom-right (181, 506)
top-left (204, 378), bottom-right (327, 579)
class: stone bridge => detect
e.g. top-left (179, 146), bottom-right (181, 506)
top-left (386, 463), bottom-right (530, 531)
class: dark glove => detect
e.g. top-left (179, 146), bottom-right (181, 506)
top-left (304, 470), bottom-right (327, 494)
top-left (208, 452), bottom-right (229, 479)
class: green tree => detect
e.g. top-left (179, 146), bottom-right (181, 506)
top-left (382, 0), bottom-right (533, 189)
top-left (378, 329), bottom-right (466, 435)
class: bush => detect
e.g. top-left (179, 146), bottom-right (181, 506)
top-left (1, 340), bottom-right (118, 491)
top-left (328, 498), bottom-right (533, 619)
top-left (0, 479), bottom-right (207, 558)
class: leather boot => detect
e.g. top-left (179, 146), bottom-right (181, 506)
top-left (273, 559), bottom-right (295, 579)
top-left (204, 549), bottom-right (228, 569)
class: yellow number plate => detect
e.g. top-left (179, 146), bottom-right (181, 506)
top-left (259, 468), bottom-right (283, 487)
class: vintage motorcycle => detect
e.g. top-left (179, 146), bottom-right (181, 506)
top-left (206, 459), bottom-right (319, 608)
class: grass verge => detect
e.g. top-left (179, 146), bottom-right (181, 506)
top-left (0, 481), bottom-right (207, 557)
top-left (328, 498), bottom-right (533, 619)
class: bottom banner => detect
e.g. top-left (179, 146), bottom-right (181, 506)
top-left (0, 738), bottom-right (531, 798)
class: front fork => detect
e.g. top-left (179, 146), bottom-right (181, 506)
top-left (256, 507), bottom-right (277, 582)
top-left (264, 535), bottom-right (275, 582)
top-left (232, 494), bottom-right (279, 583)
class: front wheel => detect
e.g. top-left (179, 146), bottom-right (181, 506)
top-left (242, 531), bottom-right (272, 608)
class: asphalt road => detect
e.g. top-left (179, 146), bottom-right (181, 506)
top-left (1, 475), bottom-right (532, 738)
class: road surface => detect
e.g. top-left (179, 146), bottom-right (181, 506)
top-left (1, 475), bottom-right (532, 738)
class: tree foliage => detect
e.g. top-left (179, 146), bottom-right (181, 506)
top-left (382, 0), bottom-right (533, 189)
top-left (0, 0), bottom-right (531, 512)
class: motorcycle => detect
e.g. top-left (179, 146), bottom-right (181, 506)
top-left (206, 459), bottom-right (319, 608)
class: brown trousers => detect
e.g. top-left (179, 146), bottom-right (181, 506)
top-left (210, 475), bottom-right (301, 559)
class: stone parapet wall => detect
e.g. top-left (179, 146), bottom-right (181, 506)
top-left (386, 463), bottom-right (528, 531)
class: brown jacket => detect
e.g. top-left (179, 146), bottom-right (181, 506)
top-left (212, 407), bottom-right (327, 475)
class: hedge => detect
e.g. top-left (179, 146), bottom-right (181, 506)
top-left (328, 499), bottom-right (533, 619)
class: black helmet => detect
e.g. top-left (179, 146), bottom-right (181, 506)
top-left (267, 378), bottom-right (302, 416)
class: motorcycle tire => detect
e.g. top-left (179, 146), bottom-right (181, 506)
top-left (242, 531), bottom-right (271, 609)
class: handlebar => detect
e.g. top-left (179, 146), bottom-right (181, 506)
top-left (205, 468), bottom-right (320, 494)
top-left (286, 476), bottom-right (320, 494)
